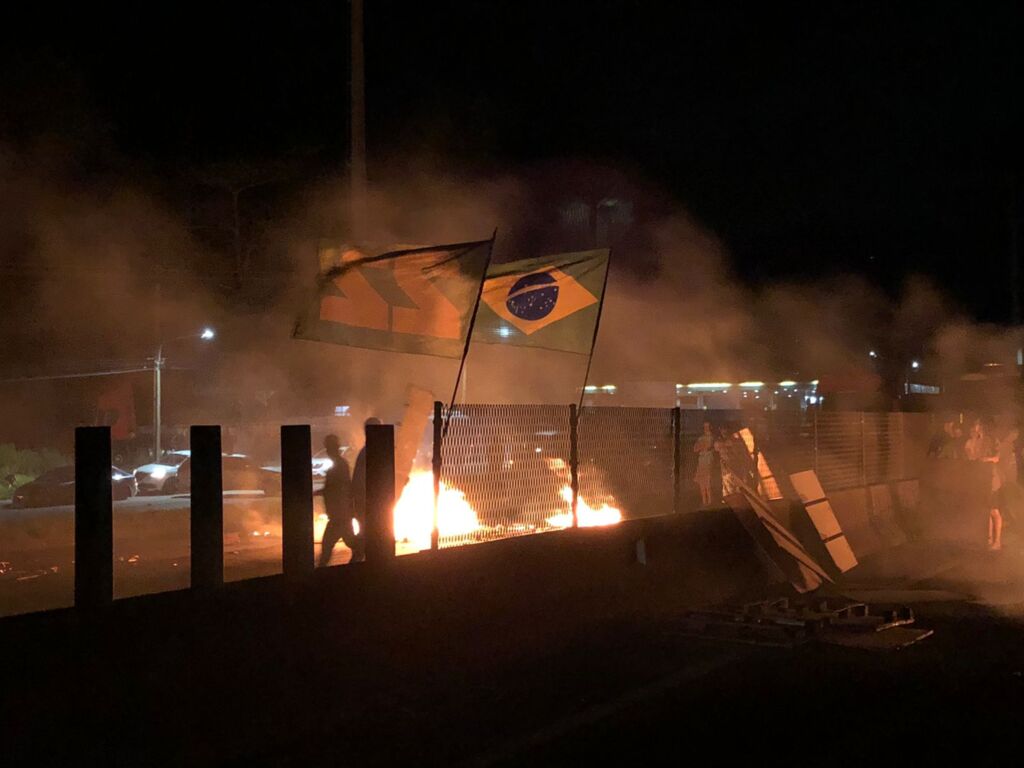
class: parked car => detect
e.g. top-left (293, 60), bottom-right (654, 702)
top-left (311, 446), bottom-right (349, 479)
top-left (311, 450), bottom-right (332, 479)
top-left (10, 466), bottom-right (138, 508)
top-left (258, 447), bottom-right (347, 490)
top-left (133, 450), bottom-right (191, 494)
top-left (175, 454), bottom-right (282, 496)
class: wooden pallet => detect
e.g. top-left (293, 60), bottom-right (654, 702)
top-left (676, 596), bottom-right (928, 650)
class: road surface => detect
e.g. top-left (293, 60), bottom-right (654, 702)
top-left (0, 492), bottom-right (422, 618)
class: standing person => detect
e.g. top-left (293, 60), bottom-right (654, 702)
top-left (716, 426), bottom-right (744, 497)
top-left (964, 420), bottom-right (1001, 550)
top-left (990, 426), bottom-right (1019, 551)
top-left (941, 419), bottom-right (964, 459)
top-left (348, 416), bottom-right (382, 563)
top-left (693, 421), bottom-right (716, 506)
top-left (316, 434), bottom-right (355, 567)
top-left (929, 417), bottom-right (963, 459)
top-left (964, 419), bottom-right (993, 461)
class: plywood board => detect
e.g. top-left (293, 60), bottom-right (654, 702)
top-left (821, 627), bottom-right (933, 651)
top-left (806, 500), bottom-right (843, 540)
top-left (788, 470), bottom-right (859, 573)
top-left (731, 484), bottom-right (832, 593)
top-left (824, 535), bottom-right (859, 573)
top-left (789, 470), bottom-right (825, 506)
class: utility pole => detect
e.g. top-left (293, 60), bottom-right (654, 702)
top-left (153, 344), bottom-right (163, 461)
top-left (152, 328), bottom-right (216, 462)
top-left (350, 0), bottom-right (367, 239)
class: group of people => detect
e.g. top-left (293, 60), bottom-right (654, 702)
top-left (929, 416), bottom-right (1018, 551)
top-left (316, 416), bottom-right (382, 567)
top-left (692, 421), bottom-right (754, 506)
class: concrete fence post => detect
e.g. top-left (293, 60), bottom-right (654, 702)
top-left (281, 425), bottom-right (314, 577)
top-left (75, 426), bottom-right (113, 610)
top-left (364, 423), bottom-right (396, 563)
top-left (190, 425), bottom-right (223, 590)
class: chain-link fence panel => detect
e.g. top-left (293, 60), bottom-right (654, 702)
top-left (438, 405), bottom-right (571, 548)
top-left (578, 407), bottom-right (675, 521)
top-left (863, 412), bottom-right (899, 485)
top-left (813, 412), bottom-right (865, 489)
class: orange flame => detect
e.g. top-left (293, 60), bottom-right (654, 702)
top-left (546, 486), bottom-right (623, 528)
top-left (393, 470), bottom-right (480, 550)
top-left (543, 457), bottom-right (623, 528)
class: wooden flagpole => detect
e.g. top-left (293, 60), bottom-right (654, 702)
top-left (577, 250), bottom-right (612, 412)
top-left (444, 230), bottom-right (497, 435)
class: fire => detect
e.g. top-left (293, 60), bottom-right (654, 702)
top-left (543, 457), bottom-right (623, 528)
top-left (313, 511), bottom-right (358, 543)
top-left (546, 486), bottom-right (623, 528)
top-left (393, 470), bottom-right (480, 550)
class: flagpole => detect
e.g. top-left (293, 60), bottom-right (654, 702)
top-left (445, 230), bottom-right (497, 435)
top-left (577, 250), bottom-right (612, 412)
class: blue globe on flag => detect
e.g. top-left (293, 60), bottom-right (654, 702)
top-left (506, 272), bottom-right (559, 320)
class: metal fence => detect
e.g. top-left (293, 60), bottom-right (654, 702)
top-left (776, 411), bottom-right (930, 491)
top-left (578, 406), bottom-right (677, 520)
top-left (435, 405), bottom-right (931, 549)
top-left (438, 405), bottom-right (572, 548)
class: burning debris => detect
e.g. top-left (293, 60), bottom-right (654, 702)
top-left (389, 460), bottom-right (624, 552)
top-left (546, 486), bottom-right (623, 529)
top-left (543, 457), bottom-right (624, 529)
top-left (393, 470), bottom-right (480, 550)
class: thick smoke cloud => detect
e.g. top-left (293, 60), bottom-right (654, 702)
top-left (1, 144), bottom-right (1021, 452)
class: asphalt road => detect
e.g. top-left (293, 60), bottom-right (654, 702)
top-left (0, 492), bottom-right (389, 617)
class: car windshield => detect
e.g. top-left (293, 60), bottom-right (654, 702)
top-left (37, 466), bottom-right (75, 483)
top-left (159, 452), bottom-right (189, 467)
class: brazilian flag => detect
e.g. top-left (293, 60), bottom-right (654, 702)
top-left (474, 250), bottom-right (610, 355)
top-left (293, 239), bottom-right (493, 358)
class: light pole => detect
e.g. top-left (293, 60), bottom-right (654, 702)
top-left (153, 327), bottom-right (215, 460)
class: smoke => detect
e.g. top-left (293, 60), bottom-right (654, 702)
top-left (2, 142), bottom-right (1022, 456)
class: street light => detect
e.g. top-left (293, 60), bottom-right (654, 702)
top-left (911, 360), bottom-right (921, 370)
top-left (153, 328), bottom-right (216, 460)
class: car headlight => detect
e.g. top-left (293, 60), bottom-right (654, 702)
top-left (150, 467), bottom-right (168, 480)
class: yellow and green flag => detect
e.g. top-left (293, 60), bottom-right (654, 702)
top-left (293, 239), bottom-right (493, 358)
top-left (473, 250), bottom-right (610, 355)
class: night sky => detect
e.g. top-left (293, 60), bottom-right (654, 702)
top-left (4, 1), bottom-right (1023, 321)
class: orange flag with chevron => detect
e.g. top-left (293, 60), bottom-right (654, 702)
top-left (293, 239), bottom-right (493, 358)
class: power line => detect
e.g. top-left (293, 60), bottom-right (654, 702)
top-left (0, 367), bottom-right (152, 383)
top-left (0, 364), bottom-right (196, 384)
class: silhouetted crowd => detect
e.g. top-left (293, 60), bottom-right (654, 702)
top-left (929, 416), bottom-right (1019, 550)
top-left (693, 421), bottom-right (756, 507)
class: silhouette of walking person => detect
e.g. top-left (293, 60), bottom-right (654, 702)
top-left (347, 417), bottom-right (381, 563)
top-left (316, 434), bottom-right (357, 566)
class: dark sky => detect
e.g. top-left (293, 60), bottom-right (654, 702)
top-left (4, 1), bottom-right (1023, 322)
